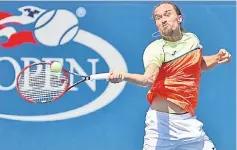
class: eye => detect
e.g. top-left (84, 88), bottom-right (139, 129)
top-left (155, 15), bottom-right (161, 20)
top-left (165, 12), bottom-right (171, 17)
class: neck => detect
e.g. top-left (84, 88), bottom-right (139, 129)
top-left (163, 30), bottom-right (183, 42)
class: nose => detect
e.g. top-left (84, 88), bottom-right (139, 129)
top-left (161, 18), bottom-right (167, 24)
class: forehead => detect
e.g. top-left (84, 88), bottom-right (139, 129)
top-left (154, 4), bottom-right (175, 15)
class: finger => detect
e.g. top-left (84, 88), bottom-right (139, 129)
top-left (111, 74), bottom-right (115, 80)
top-left (109, 70), bottom-right (115, 75)
top-left (117, 73), bottom-right (122, 80)
top-left (112, 74), bottom-right (121, 83)
top-left (222, 53), bottom-right (231, 60)
top-left (222, 52), bottom-right (231, 59)
top-left (219, 51), bottom-right (230, 60)
top-left (114, 73), bottom-right (120, 80)
top-left (116, 73), bottom-right (121, 80)
top-left (220, 52), bottom-right (226, 57)
top-left (218, 59), bottom-right (230, 64)
top-left (119, 73), bottom-right (124, 80)
top-left (219, 49), bottom-right (228, 57)
top-left (106, 75), bottom-right (112, 81)
top-left (118, 74), bottom-right (122, 80)
top-left (219, 49), bottom-right (227, 53)
top-left (220, 55), bottom-right (228, 60)
top-left (109, 73), bottom-right (117, 81)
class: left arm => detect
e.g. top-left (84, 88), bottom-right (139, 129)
top-left (201, 54), bottom-right (219, 71)
top-left (201, 49), bottom-right (231, 71)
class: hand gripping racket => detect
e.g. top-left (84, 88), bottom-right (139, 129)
top-left (16, 62), bottom-right (109, 104)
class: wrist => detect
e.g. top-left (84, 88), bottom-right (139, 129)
top-left (123, 72), bottom-right (129, 81)
top-left (215, 53), bottom-right (220, 64)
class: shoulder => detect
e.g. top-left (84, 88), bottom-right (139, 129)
top-left (143, 39), bottom-right (164, 56)
top-left (183, 32), bottom-right (201, 42)
top-left (183, 32), bottom-right (202, 48)
top-left (143, 39), bottom-right (164, 68)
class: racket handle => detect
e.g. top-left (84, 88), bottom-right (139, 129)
top-left (90, 73), bottom-right (110, 80)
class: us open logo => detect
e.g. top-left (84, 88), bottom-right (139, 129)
top-left (0, 6), bottom-right (128, 122)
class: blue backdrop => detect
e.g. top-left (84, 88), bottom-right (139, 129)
top-left (0, 1), bottom-right (236, 150)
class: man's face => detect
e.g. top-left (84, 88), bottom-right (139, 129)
top-left (153, 4), bottom-right (182, 37)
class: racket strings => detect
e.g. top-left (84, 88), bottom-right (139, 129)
top-left (18, 64), bottom-right (67, 103)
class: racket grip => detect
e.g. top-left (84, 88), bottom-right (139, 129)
top-left (90, 73), bottom-right (110, 80)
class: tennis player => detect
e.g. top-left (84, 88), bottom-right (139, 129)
top-left (107, 1), bottom-right (231, 150)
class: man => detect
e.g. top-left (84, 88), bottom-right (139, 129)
top-left (107, 1), bottom-right (231, 150)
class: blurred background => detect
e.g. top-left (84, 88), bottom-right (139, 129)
top-left (0, 1), bottom-right (236, 150)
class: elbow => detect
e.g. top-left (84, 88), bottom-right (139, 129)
top-left (201, 56), bottom-right (219, 72)
top-left (142, 84), bottom-right (152, 88)
top-left (201, 63), bottom-right (213, 72)
top-left (201, 66), bottom-right (208, 72)
top-left (145, 80), bottom-right (153, 88)
top-left (142, 77), bottom-right (154, 88)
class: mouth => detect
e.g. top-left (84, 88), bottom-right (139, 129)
top-left (163, 24), bottom-right (169, 28)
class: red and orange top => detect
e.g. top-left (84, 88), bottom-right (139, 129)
top-left (143, 32), bottom-right (203, 116)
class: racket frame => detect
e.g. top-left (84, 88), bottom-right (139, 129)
top-left (16, 62), bottom-right (70, 104)
top-left (16, 62), bottom-right (109, 104)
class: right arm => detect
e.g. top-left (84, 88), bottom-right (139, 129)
top-left (123, 64), bottom-right (159, 88)
top-left (107, 41), bottom-right (163, 87)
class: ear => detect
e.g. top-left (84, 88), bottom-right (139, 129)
top-left (177, 15), bottom-right (182, 24)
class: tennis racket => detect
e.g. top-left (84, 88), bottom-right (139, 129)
top-left (16, 62), bottom-right (109, 104)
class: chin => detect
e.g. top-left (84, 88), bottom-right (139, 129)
top-left (162, 30), bottom-right (173, 37)
top-left (161, 32), bottom-right (171, 37)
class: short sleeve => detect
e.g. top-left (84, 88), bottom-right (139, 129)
top-left (143, 40), bottom-right (164, 69)
top-left (189, 32), bottom-right (203, 49)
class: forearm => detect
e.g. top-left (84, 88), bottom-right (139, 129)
top-left (123, 73), bottom-right (153, 88)
top-left (201, 54), bottom-right (219, 71)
